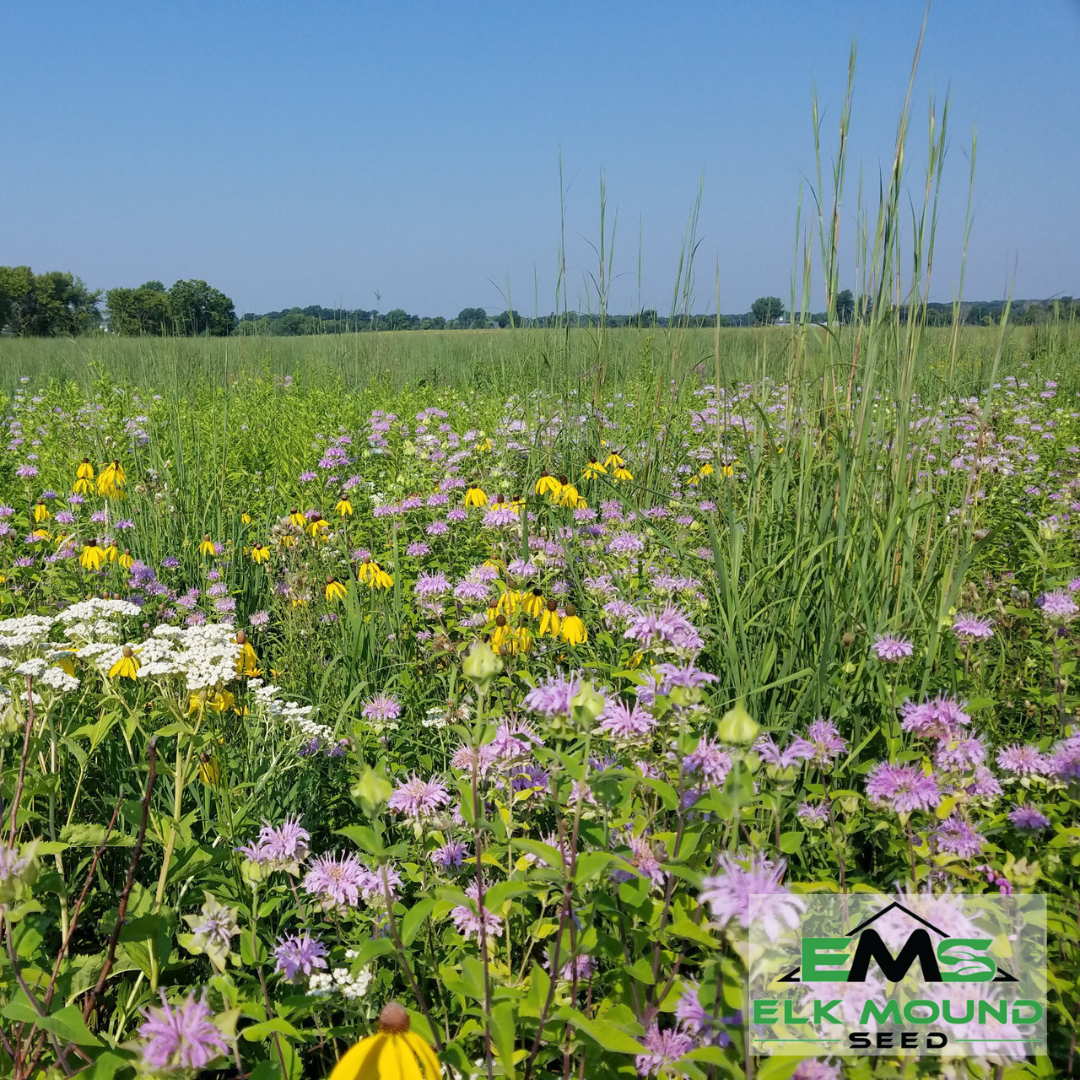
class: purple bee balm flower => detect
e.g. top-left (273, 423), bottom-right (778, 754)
top-left (797, 802), bottom-right (829, 824)
top-left (804, 718), bottom-right (848, 764)
top-left (431, 839), bottom-right (470, 870)
top-left (700, 853), bottom-right (804, 936)
top-left (250, 609), bottom-right (270, 626)
top-left (453, 578), bottom-right (490, 603)
top-left (685, 736), bottom-right (733, 785)
top-left (257, 816), bottom-right (310, 867)
top-left (934, 814), bottom-right (985, 858)
top-left (934, 736), bottom-right (986, 772)
top-left (406, 541), bottom-right (430, 557)
top-left (446, 507), bottom-right (468, 523)
top-left (115, 518), bottom-right (135, 530)
top-left (754, 734), bottom-right (815, 770)
top-left (138, 992), bottom-right (228, 1071)
top-left (1009, 805), bottom-right (1050, 830)
top-left (1048, 733), bottom-right (1080, 780)
top-left (597, 699), bottom-right (655, 741)
top-left (612, 835), bottom-right (666, 889)
top-left (965, 765), bottom-right (1002, 798)
top-left (299, 471), bottom-right (317, 482)
top-left (900, 694), bottom-right (971, 739)
top-left (1038, 589), bottom-right (1079, 622)
top-left (952, 613), bottom-right (994, 640)
top-left (624, 604), bottom-right (704, 654)
top-left (273, 931), bottom-right (327, 981)
top-left (607, 531), bottom-right (645, 555)
top-left (426, 520), bottom-right (449, 536)
top-left (16, 465), bottom-right (39, 478)
top-left (298, 737), bottom-right (321, 757)
top-left (161, 556), bottom-right (180, 569)
top-left (362, 694), bottom-right (402, 722)
top-left (387, 774), bottom-right (451, 818)
top-left (522, 673), bottom-right (580, 718)
top-left (302, 852), bottom-right (368, 910)
top-left (871, 634), bottom-right (914, 661)
top-left (482, 506), bottom-right (519, 528)
top-left (791, 1062), bottom-right (842, 1080)
top-left (90, 510), bottom-right (108, 524)
top-left (675, 979), bottom-right (739, 1046)
top-left (414, 571), bottom-right (450, 597)
top-left (545, 950), bottom-right (595, 981)
top-left (635, 1023), bottom-right (696, 1077)
top-left (450, 880), bottom-right (504, 940)
top-left (865, 762), bottom-right (941, 812)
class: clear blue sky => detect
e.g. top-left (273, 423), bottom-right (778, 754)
top-left (2, 1), bottom-right (1077, 317)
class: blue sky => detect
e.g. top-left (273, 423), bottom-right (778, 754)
top-left (2, 1), bottom-right (1077, 317)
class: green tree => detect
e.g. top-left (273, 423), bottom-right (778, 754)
top-left (0, 266), bottom-right (100, 336)
top-left (384, 308), bottom-right (411, 331)
top-left (751, 296), bottom-right (784, 326)
top-left (168, 279), bottom-right (236, 336)
top-left (835, 289), bottom-right (855, 324)
top-left (106, 284), bottom-right (171, 335)
top-left (495, 309), bottom-right (522, 328)
top-left (456, 307), bottom-right (488, 329)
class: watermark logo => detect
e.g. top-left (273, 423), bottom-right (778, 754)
top-left (750, 892), bottom-right (1046, 1056)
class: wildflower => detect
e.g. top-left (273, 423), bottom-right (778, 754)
top-left (328, 1002), bottom-right (441, 1080)
top-left (535, 471), bottom-right (561, 497)
top-left (387, 775), bottom-right (451, 819)
top-left (303, 852), bottom-right (369, 910)
top-left (700, 853), bottom-right (805, 936)
top-left (251, 543), bottom-right (270, 564)
top-left (900, 694), bottom-right (971, 739)
top-left (1038, 589), bottom-right (1079, 622)
top-left (77, 538), bottom-right (105, 571)
top-left (952, 613), bottom-right (994, 641)
top-left (450, 880), bottom-right (504, 940)
top-left (934, 814), bottom-right (985, 858)
top-left (97, 460), bottom-right (126, 498)
top-left (33, 500), bottom-right (49, 522)
top-left (539, 599), bottom-right (561, 637)
top-left (560, 603), bottom-right (587, 645)
top-left (305, 511), bottom-right (329, 539)
top-left (871, 634), bottom-right (913, 661)
top-left (522, 588), bottom-right (545, 617)
top-left (108, 645), bottom-right (140, 680)
top-left (73, 457), bottom-right (94, 494)
top-left (325, 578), bottom-right (348, 602)
top-left (598, 699), bottom-right (655, 741)
top-left (274, 932), bottom-right (328, 981)
top-left (556, 478), bottom-right (585, 508)
top-left (612, 465), bottom-right (633, 482)
top-left (289, 508), bottom-right (307, 526)
top-left (582, 458), bottom-right (607, 479)
top-left (362, 694), bottom-right (402, 724)
top-left (335, 496), bottom-right (354, 517)
top-left (138, 992), bottom-right (228, 1071)
top-left (430, 839), bottom-right (470, 870)
top-left (523, 673), bottom-right (579, 718)
top-left (118, 548), bottom-right (134, 569)
top-left (791, 1062), bottom-right (841, 1080)
top-left (996, 743), bottom-right (1049, 776)
top-left (635, 1023), bottom-right (695, 1077)
top-left (198, 534), bottom-right (216, 558)
top-left (1009, 805), bottom-right (1050, 830)
top-left (685, 736), bottom-right (733, 785)
top-left (362, 562), bottom-right (393, 590)
top-left (464, 482), bottom-right (488, 508)
top-left (234, 631), bottom-right (260, 676)
top-left (865, 762), bottom-right (941, 812)
top-left (804, 718), bottom-right (848, 764)
top-left (241, 511), bottom-right (252, 524)
top-left (675, 980), bottom-right (738, 1046)
top-left (414, 571), bottom-right (450, 598)
top-left (198, 753), bottom-right (221, 786)
top-left (797, 802), bottom-right (829, 825)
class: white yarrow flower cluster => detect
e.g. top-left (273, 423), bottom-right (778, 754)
top-left (308, 966), bottom-right (372, 999)
top-left (0, 615), bottom-right (54, 653)
top-left (248, 680), bottom-right (330, 740)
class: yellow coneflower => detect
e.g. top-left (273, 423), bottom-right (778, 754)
top-left (33, 501), bottom-right (50, 523)
top-left (368, 563), bottom-right (393, 590)
top-left (509, 493), bottom-right (525, 514)
top-left (108, 645), bottom-right (140, 680)
top-left (539, 599), bottom-right (561, 637)
top-left (251, 543), bottom-right (270, 564)
top-left (330, 1002), bottom-right (441, 1080)
top-left (464, 482), bottom-right (488, 508)
top-left (523, 588), bottom-right (545, 618)
top-left (560, 604), bottom-right (587, 646)
top-left (80, 539), bottom-right (107, 571)
top-left (505, 625), bottom-right (532, 655)
top-left (721, 463), bottom-right (735, 478)
top-left (73, 458), bottom-right (95, 495)
top-left (628, 649), bottom-right (644, 669)
top-left (194, 689), bottom-right (236, 714)
top-left (325, 577), bottom-right (348, 602)
top-left (241, 511), bottom-right (252, 524)
top-left (306, 512), bottom-right (329, 539)
top-left (104, 541), bottom-right (119, 563)
top-left (335, 497), bottom-right (354, 517)
top-left (54, 656), bottom-right (76, 677)
top-left (97, 460), bottom-right (126, 499)
top-left (582, 459), bottom-right (607, 480)
top-left (535, 471), bottom-right (561, 498)
top-left (556, 479), bottom-right (585, 509)
top-left (699, 463), bottom-right (714, 478)
top-left (491, 589), bottom-right (522, 619)
top-left (198, 752), bottom-right (221, 787)
top-left (119, 549), bottom-right (134, 569)
top-left (475, 437), bottom-right (493, 452)
top-left (289, 508), bottom-right (306, 528)
top-left (54, 531), bottom-right (69, 547)
top-left (234, 630), bottom-right (261, 677)
top-left (32, 527), bottom-right (50, 541)
top-left (612, 465), bottom-right (633, 482)
top-left (198, 534), bottom-right (216, 558)
top-left (603, 451), bottom-right (626, 469)
top-left (491, 614), bottom-right (511, 652)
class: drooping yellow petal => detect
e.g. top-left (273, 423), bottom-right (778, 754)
top-left (404, 1031), bottom-right (442, 1078)
top-left (330, 1033), bottom-right (384, 1080)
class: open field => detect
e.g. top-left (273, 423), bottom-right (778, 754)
top-left (1, 317), bottom-right (1079, 1078)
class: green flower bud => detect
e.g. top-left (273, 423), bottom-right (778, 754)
top-left (463, 641), bottom-right (502, 686)
top-left (718, 701), bottom-right (759, 744)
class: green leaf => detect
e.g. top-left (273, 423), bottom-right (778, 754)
top-left (668, 918), bottom-right (717, 948)
top-left (637, 776), bottom-right (680, 810)
top-left (626, 958), bottom-right (655, 984)
top-left (489, 1002), bottom-right (517, 1079)
top-left (335, 825), bottom-right (384, 858)
top-left (555, 1005), bottom-right (644, 1055)
top-left (400, 898), bottom-right (436, 946)
top-left (778, 830), bottom-right (805, 854)
top-left (242, 1017), bottom-right (304, 1042)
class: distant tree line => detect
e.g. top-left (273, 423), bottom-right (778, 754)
top-left (2, 266), bottom-right (1076, 337)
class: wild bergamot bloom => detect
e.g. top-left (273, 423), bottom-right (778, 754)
top-left (108, 645), bottom-right (140, 680)
top-left (560, 604), bottom-right (587, 645)
top-left (330, 1002), bottom-right (440, 1080)
top-left (335, 496), bottom-right (354, 517)
top-left (198, 534), bottom-right (216, 558)
top-left (251, 543), bottom-right (270, 564)
top-left (80, 538), bottom-right (107, 571)
top-left (73, 457), bottom-right (95, 494)
top-left (325, 578), bottom-right (348, 602)
top-left (534, 471), bottom-right (561, 498)
top-left (464, 482), bottom-right (487, 508)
